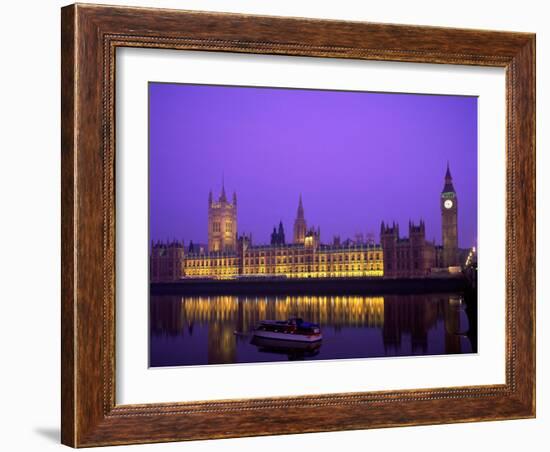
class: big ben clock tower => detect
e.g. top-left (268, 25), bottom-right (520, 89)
top-left (441, 163), bottom-right (459, 267)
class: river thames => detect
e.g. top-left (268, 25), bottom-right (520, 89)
top-left (150, 293), bottom-right (476, 367)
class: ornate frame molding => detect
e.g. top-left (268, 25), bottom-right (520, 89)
top-left (61, 4), bottom-right (535, 447)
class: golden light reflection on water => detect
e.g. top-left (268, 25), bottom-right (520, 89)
top-left (179, 295), bottom-right (385, 328)
top-left (149, 294), bottom-right (474, 365)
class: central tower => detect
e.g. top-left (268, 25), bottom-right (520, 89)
top-left (441, 163), bottom-right (459, 267)
top-left (293, 194), bottom-right (307, 244)
top-left (208, 180), bottom-right (237, 253)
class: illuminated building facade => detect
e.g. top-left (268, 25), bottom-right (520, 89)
top-left (208, 182), bottom-right (237, 253)
top-left (183, 243), bottom-right (384, 279)
top-left (183, 232), bottom-right (383, 280)
top-left (151, 165), bottom-right (464, 282)
top-left (181, 196), bottom-right (383, 279)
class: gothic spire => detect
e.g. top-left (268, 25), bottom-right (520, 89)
top-left (220, 173), bottom-right (227, 202)
top-left (442, 162), bottom-right (456, 193)
top-left (297, 194), bottom-right (304, 219)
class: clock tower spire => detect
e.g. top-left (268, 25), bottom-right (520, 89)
top-left (441, 162), bottom-right (459, 267)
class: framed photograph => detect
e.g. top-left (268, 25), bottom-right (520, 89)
top-left (61, 3), bottom-right (535, 447)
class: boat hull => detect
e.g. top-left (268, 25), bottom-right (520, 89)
top-left (252, 330), bottom-right (322, 342)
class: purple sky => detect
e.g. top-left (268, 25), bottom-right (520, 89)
top-left (149, 83), bottom-right (477, 248)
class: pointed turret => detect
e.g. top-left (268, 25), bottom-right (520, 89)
top-left (442, 162), bottom-right (455, 193)
top-left (233, 191), bottom-right (237, 206)
top-left (219, 175), bottom-right (227, 202)
top-left (297, 194), bottom-right (304, 219)
top-left (278, 221), bottom-right (285, 244)
top-left (293, 194), bottom-right (307, 244)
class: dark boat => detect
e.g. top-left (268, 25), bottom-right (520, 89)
top-left (252, 317), bottom-right (322, 342)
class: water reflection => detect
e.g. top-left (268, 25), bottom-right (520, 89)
top-left (250, 336), bottom-right (322, 360)
top-left (150, 294), bottom-right (476, 367)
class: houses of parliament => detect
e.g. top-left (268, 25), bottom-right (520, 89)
top-left (150, 165), bottom-right (464, 282)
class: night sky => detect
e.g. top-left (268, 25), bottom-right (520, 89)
top-left (149, 83), bottom-right (477, 249)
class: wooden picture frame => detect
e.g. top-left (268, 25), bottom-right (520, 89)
top-left (61, 3), bottom-right (535, 447)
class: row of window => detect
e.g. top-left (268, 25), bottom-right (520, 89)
top-left (185, 269), bottom-right (384, 278)
top-left (243, 265), bottom-right (383, 273)
top-left (185, 255), bottom-right (383, 267)
top-left (186, 259), bottom-right (238, 268)
top-left (185, 263), bottom-right (383, 273)
top-left (186, 269), bottom-right (237, 275)
top-left (242, 249), bottom-right (381, 258)
top-left (244, 253), bottom-right (381, 264)
top-left (211, 222), bottom-right (233, 233)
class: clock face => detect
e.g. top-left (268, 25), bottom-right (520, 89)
top-left (444, 199), bottom-right (453, 209)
